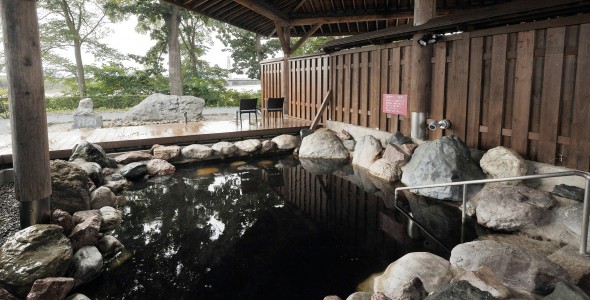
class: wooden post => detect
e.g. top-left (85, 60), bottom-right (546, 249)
top-left (409, 0), bottom-right (435, 139)
top-left (1, 0), bottom-right (52, 227)
top-left (276, 23), bottom-right (291, 116)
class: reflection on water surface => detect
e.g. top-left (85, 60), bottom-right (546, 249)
top-left (79, 156), bottom-right (471, 299)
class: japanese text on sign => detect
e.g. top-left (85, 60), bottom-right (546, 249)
top-left (382, 94), bottom-right (408, 115)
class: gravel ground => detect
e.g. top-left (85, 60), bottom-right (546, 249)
top-left (0, 183), bottom-right (18, 246)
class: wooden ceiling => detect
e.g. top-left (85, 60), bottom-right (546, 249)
top-left (164, 0), bottom-right (510, 37)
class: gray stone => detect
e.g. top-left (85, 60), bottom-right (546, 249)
top-left (153, 145), bottom-right (181, 161)
top-left (73, 114), bottom-right (102, 129)
top-left (235, 139), bottom-right (262, 153)
top-left (211, 141), bottom-right (238, 156)
top-left (425, 280), bottom-right (498, 300)
top-left (74, 98), bottom-right (94, 115)
top-left (451, 267), bottom-right (511, 299)
top-left (0, 225), bottom-right (72, 294)
top-left (260, 140), bottom-right (275, 153)
top-left (480, 146), bottom-right (527, 184)
top-left (401, 136), bottom-right (486, 201)
top-left (103, 177), bottom-right (132, 193)
top-left (90, 186), bottom-right (117, 209)
top-left (450, 240), bottom-right (569, 294)
top-left (114, 151), bottom-right (152, 165)
top-left (323, 296), bottom-right (343, 300)
top-left (336, 129), bottom-right (353, 140)
top-left (300, 158), bottom-right (348, 174)
top-left (544, 281), bottom-right (590, 300)
top-left (99, 206), bottom-right (122, 232)
top-left (272, 134), bottom-right (301, 150)
top-left (26, 277), bottom-right (75, 300)
top-left (404, 191), bottom-right (462, 242)
top-left (374, 252), bottom-right (453, 298)
top-left (50, 160), bottom-right (91, 214)
top-left (65, 294), bottom-right (91, 300)
top-left (299, 130), bottom-right (349, 159)
top-left (147, 159), bottom-right (176, 176)
top-left (123, 93), bottom-right (205, 122)
top-left (384, 277), bottom-right (427, 300)
top-left (352, 135), bottom-right (383, 169)
top-left (72, 209), bottom-right (101, 225)
top-left (368, 159), bottom-right (401, 182)
top-left (51, 209), bottom-right (74, 236)
top-left (343, 139), bottom-right (356, 151)
top-left (552, 184), bottom-right (585, 202)
top-left (371, 292), bottom-right (393, 300)
top-left (71, 160), bottom-right (103, 187)
top-left (67, 246), bottom-right (103, 286)
top-left (346, 292), bottom-right (372, 300)
top-left (0, 288), bottom-right (17, 300)
top-left (472, 185), bottom-right (556, 231)
top-left (120, 161), bottom-right (148, 180)
top-left (553, 203), bottom-right (590, 242)
top-left (181, 144), bottom-right (213, 159)
top-left (548, 245), bottom-right (590, 285)
top-left (97, 235), bottom-right (124, 257)
top-left (69, 141), bottom-right (117, 168)
top-left (300, 128), bottom-right (313, 139)
top-left (386, 131), bottom-right (412, 145)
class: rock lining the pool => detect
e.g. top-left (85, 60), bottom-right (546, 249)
top-left (0, 134), bottom-right (301, 299)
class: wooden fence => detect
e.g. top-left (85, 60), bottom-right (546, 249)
top-left (260, 14), bottom-right (590, 171)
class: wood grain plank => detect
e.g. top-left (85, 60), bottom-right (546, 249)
top-left (483, 34), bottom-right (508, 149)
top-left (400, 46), bottom-right (412, 135)
top-left (369, 49), bottom-right (381, 129)
top-left (380, 48), bottom-right (389, 131)
top-left (511, 30), bottom-right (535, 157)
top-left (343, 54), bottom-right (352, 123)
top-left (351, 52), bottom-right (360, 125)
top-left (570, 23), bottom-right (590, 171)
top-left (389, 47), bottom-right (401, 132)
top-left (538, 27), bottom-right (566, 164)
top-left (447, 36), bottom-right (470, 140)
top-left (360, 52), bottom-right (370, 127)
top-left (430, 42), bottom-right (447, 140)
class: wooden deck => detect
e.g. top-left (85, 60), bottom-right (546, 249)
top-left (0, 117), bottom-right (311, 165)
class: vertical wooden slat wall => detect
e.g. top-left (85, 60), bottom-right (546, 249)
top-left (260, 15), bottom-right (590, 171)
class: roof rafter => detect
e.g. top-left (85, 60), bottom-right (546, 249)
top-left (232, 0), bottom-right (289, 24)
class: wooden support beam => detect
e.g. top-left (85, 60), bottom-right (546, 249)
top-left (409, 0), bottom-right (435, 140)
top-left (290, 11), bottom-right (414, 26)
top-left (291, 0), bottom-right (309, 14)
top-left (275, 21), bottom-right (291, 55)
top-left (1, 0), bottom-right (52, 227)
top-left (291, 23), bottom-right (322, 54)
top-left (233, 0), bottom-right (289, 24)
top-left (310, 90), bottom-right (332, 130)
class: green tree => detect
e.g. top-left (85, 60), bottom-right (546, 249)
top-left (38, 0), bottom-right (121, 96)
top-left (216, 25), bottom-right (281, 79)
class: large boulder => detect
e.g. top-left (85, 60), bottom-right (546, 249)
top-left (382, 144), bottom-right (410, 166)
top-left (424, 280), bottom-right (498, 300)
top-left (373, 252), bottom-right (453, 298)
top-left (352, 135), bottom-right (383, 169)
top-left (554, 203), bottom-right (590, 242)
top-left (123, 93), bottom-right (205, 122)
top-left (235, 139), bottom-right (262, 154)
top-left (450, 240), bottom-right (569, 294)
top-left (181, 144), bottom-right (213, 159)
top-left (272, 134), bottom-right (301, 150)
top-left (479, 146), bottom-right (527, 183)
top-left (299, 130), bottom-right (349, 159)
top-left (211, 141), bottom-right (238, 156)
top-left (0, 225), bottom-right (72, 295)
top-left (69, 141), bottom-right (117, 168)
top-left (470, 185), bottom-right (556, 231)
top-left (368, 159), bottom-right (401, 182)
top-left (299, 158), bottom-right (348, 174)
top-left (72, 98), bottom-right (102, 129)
top-left (386, 131), bottom-right (412, 146)
top-left (152, 145), bottom-right (181, 161)
top-left (50, 160), bottom-right (91, 214)
top-left (69, 211), bottom-right (101, 251)
top-left (120, 161), bottom-right (148, 180)
top-left (544, 281), bottom-right (590, 300)
top-left (67, 246), bottom-right (103, 286)
top-left (71, 160), bottom-right (103, 187)
top-left (451, 267), bottom-right (511, 298)
top-left (401, 136), bottom-right (486, 201)
top-left (26, 277), bottom-right (75, 300)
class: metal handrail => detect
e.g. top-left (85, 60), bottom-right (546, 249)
top-left (394, 170), bottom-right (590, 255)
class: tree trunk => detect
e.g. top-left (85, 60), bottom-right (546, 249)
top-left (255, 33), bottom-right (263, 63)
top-left (166, 5), bottom-right (182, 96)
top-left (73, 39), bottom-right (86, 96)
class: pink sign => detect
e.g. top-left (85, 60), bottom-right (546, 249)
top-left (382, 94), bottom-right (408, 115)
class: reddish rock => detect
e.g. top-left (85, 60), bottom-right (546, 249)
top-left (146, 159), bottom-right (176, 176)
top-left (51, 209), bottom-right (74, 236)
top-left (114, 151), bottom-right (152, 164)
top-left (400, 143), bottom-right (418, 156)
top-left (382, 144), bottom-right (410, 166)
top-left (26, 277), bottom-right (74, 300)
top-left (69, 214), bottom-right (101, 250)
top-left (72, 210), bottom-right (101, 225)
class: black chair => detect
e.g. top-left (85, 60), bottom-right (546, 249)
top-left (263, 97), bottom-right (284, 122)
top-left (236, 98), bottom-right (259, 125)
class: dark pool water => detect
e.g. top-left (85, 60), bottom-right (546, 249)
top-left (78, 156), bottom-right (475, 300)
